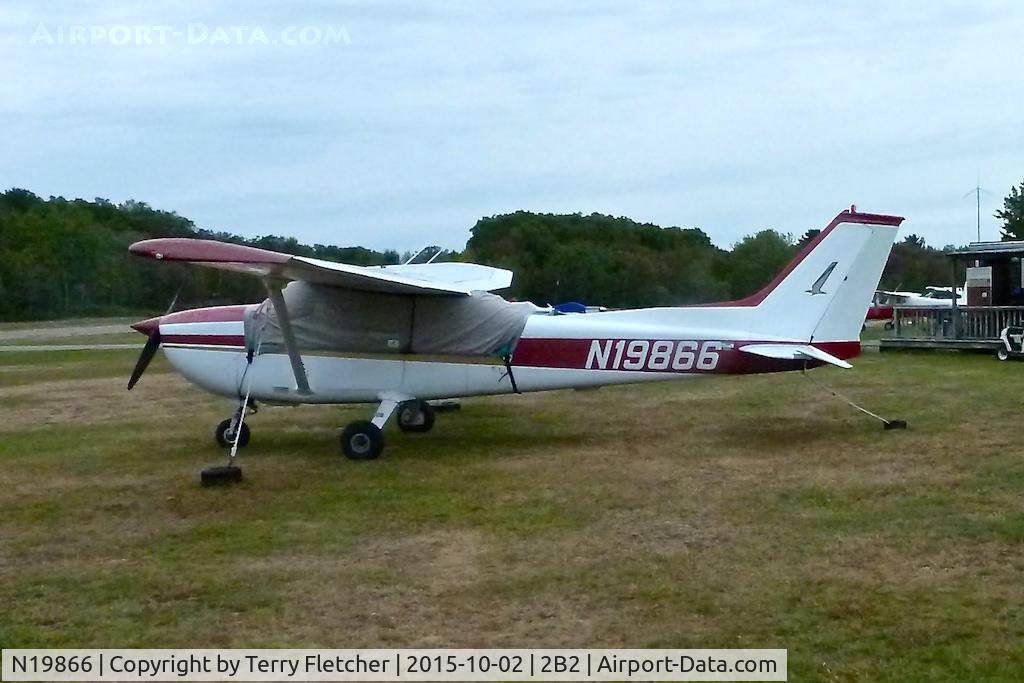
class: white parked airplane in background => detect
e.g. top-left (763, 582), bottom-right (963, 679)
top-left (127, 207), bottom-right (902, 464)
top-left (879, 286), bottom-right (965, 308)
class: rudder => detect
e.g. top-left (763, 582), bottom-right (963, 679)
top-left (745, 208), bottom-right (903, 342)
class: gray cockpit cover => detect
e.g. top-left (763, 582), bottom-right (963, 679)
top-left (248, 281), bottom-right (534, 356)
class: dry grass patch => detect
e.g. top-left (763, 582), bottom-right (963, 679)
top-left (1, 347), bottom-right (1024, 680)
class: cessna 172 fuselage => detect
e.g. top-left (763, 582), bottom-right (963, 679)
top-left (128, 207), bottom-right (903, 462)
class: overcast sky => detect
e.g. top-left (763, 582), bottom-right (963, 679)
top-left (2, 1), bottom-right (1021, 252)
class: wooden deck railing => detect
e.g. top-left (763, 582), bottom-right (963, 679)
top-left (891, 306), bottom-right (1024, 340)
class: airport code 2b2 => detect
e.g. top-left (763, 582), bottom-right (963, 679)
top-left (2, 648), bottom-right (788, 681)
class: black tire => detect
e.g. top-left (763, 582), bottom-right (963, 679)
top-left (397, 400), bottom-right (436, 433)
top-left (340, 420), bottom-right (384, 460)
top-left (215, 419), bottom-right (251, 448)
top-left (997, 348), bottom-right (1010, 361)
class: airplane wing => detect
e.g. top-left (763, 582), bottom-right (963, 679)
top-left (128, 238), bottom-right (513, 296)
top-left (738, 343), bottom-right (853, 369)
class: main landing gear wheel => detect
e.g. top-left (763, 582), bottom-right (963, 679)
top-left (341, 420), bottom-right (384, 460)
top-left (215, 419), bottom-right (250, 448)
top-left (397, 400), bottom-right (435, 433)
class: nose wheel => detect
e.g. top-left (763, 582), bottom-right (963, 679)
top-left (215, 418), bottom-right (251, 448)
top-left (214, 400), bottom-right (257, 449)
top-left (204, 399), bottom-right (255, 486)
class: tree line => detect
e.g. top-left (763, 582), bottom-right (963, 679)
top-left (0, 189), bottom-right (399, 320)
top-left (3, 185), bottom-right (1014, 321)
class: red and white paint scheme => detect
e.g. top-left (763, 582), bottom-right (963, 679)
top-left (127, 207), bottom-right (903, 460)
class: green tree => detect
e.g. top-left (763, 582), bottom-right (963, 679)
top-left (879, 234), bottom-right (959, 292)
top-left (465, 211), bottom-right (728, 307)
top-left (796, 228), bottom-right (820, 248)
top-left (997, 179), bottom-right (1024, 240)
top-left (6, 190), bottom-right (961, 321)
top-left (719, 230), bottom-right (796, 299)
top-left (0, 189), bottom-right (401, 321)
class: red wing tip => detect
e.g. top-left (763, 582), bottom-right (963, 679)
top-left (127, 238), bottom-right (291, 264)
top-left (128, 239), bottom-right (171, 259)
top-left (128, 240), bottom-right (150, 257)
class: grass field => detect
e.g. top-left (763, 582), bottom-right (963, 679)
top-left (1, 332), bottom-right (1023, 681)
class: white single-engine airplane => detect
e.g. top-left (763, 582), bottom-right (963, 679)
top-left (127, 207), bottom-right (903, 463)
top-left (879, 286), bottom-right (966, 308)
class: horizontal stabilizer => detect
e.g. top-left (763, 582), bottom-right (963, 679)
top-left (738, 343), bottom-right (853, 369)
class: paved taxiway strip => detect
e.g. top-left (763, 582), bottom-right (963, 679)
top-left (0, 344), bottom-right (142, 352)
top-left (0, 324), bottom-right (131, 341)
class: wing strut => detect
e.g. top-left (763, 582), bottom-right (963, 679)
top-left (265, 282), bottom-right (312, 395)
top-left (501, 353), bottom-right (521, 394)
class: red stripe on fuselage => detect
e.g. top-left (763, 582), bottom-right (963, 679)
top-left (132, 305), bottom-right (252, 336)
top-left (512, 338), bottom-right (859, 374)
top-left (160, 333), bottom-right (859, 372)
top-left (162, 334), bottom-right (245, 347)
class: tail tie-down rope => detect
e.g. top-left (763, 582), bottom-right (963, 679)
top-left (802, 364), bottom-right (906, 430)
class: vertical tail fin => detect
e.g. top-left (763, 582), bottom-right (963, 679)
top-left (742, 208), bottom-right (903, 342)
